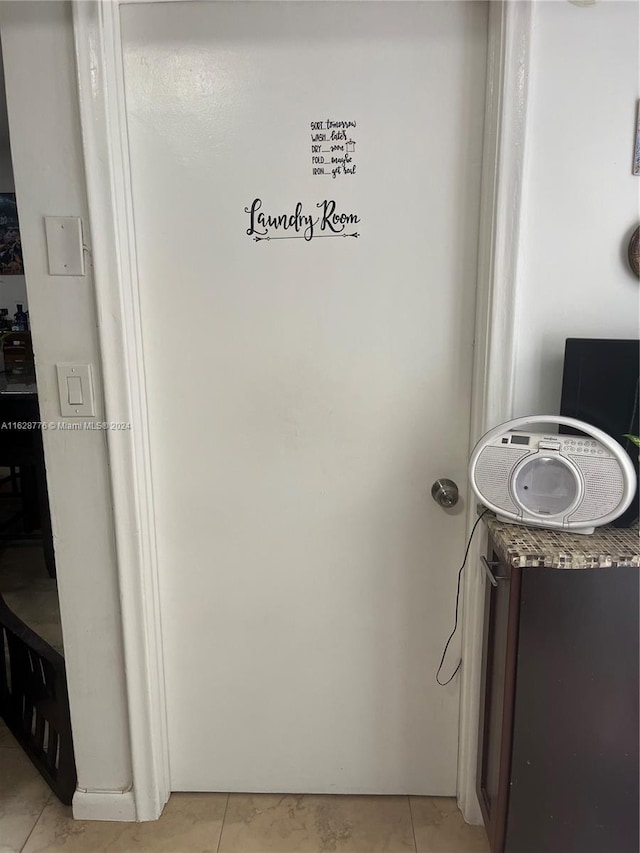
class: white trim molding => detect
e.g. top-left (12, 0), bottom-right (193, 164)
top-left (73, 790), bottom-right (138, 823)
top-left (457, 0), bottom-right (532, 825)
top-left (72, 0), bottom-right (170, 822)
top-left (71, 0), bottom-right (530, 822)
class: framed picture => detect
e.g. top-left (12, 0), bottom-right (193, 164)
top-left (0, 193), bottom-right (23, 275)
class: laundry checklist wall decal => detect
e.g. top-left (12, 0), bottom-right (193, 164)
top-left (310, 119), bottom-right (357, 179)
top-left (245, 199), bottom-right (360, 242)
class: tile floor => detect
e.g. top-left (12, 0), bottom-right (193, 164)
top-left (0, 728), bottom-right (489, 853)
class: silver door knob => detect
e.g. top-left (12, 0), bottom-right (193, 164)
top-left (431, 478), bottom-right (459, 508)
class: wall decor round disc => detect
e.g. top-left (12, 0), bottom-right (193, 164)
top-left (629, 226), bottom-right (640, 277)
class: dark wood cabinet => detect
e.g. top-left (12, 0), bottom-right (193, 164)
top-left (477, 542), bottom-right (639, 853)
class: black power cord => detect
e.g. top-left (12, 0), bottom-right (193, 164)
top-left (435, 508), bottom-right (490, 686)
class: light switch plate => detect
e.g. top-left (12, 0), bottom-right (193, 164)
top-left (56, 363), bottom-right (95, 417)
top-left (45, 217), bottom-right (85, 276)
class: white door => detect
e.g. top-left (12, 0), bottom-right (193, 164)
top-left (121, 0), bottom-right (488, 794)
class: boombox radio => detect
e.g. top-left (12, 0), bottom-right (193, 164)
top-left (469, 415), bottom-right (637, 534)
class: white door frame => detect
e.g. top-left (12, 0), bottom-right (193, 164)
top-left (72, 0), bottom-right (531, 822)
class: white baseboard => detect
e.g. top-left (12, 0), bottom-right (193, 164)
top-left (459, 788), bottom-right (484, 826)
top-left (72, 789), bottom-right (137, 822)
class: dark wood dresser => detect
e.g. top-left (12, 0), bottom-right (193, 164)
top-left (477, 514), bottom-right (639, 853)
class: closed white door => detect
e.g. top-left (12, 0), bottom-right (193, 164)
top-left (121, 0), bottom-right (487, 794)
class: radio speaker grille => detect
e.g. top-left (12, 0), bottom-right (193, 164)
top-left (474, 447), bottom-right (530, 514)
top-left (568, 455), bottom-right (624, 522)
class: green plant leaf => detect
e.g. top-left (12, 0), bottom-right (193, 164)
top-left (623, 434), bottom-right (640, 448)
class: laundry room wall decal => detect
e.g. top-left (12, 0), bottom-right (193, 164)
top-left (245, 198), bottom-right (360, 242)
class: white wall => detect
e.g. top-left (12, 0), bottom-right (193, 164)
top-left (0, 41), bottom-right (27, 312)
top-left (514, 0), bottom-right (640, 418)
top-left (0, 1), bottom-right (132, 795)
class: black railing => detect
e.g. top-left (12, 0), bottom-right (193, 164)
top-left (0, 592), bottom-right (76, 804)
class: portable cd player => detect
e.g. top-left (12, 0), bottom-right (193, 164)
top-left (469, 415), bottom-right (637, 534)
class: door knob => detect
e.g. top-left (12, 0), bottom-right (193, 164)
top-left (431, 478), bottom-right (459, 508)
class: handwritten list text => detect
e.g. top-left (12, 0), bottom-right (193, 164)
top-left (310, 120), bottom-right (357, 179)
